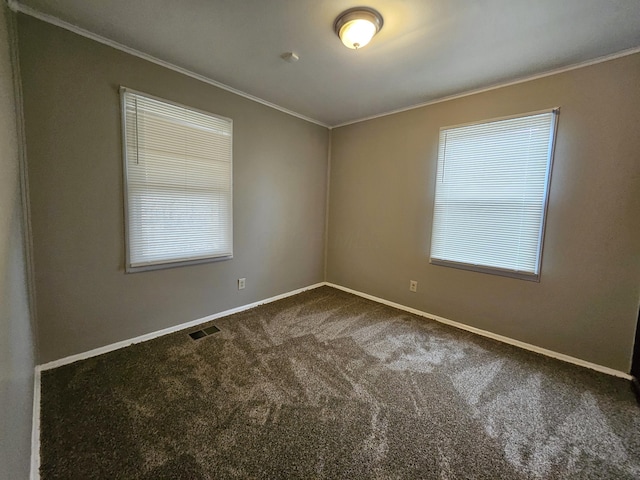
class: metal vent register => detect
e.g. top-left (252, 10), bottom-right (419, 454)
top-left (188, 325), bottom-right (220, 340)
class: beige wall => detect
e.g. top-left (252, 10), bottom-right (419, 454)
top-left (18, 15), bottom-right (329, 363)
top-left (328, 53), bottom-right (640, 372)
top-left (0, 6), bottom-right (35, 479)
top-left (16, 13), bottom-right (640, 373)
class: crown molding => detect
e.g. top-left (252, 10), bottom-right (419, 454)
top-left (10, 2), bottom-right (640, 131)
top-left (10, 1), bottom-right (329, 128)
top-left (332, 45), bottom-right (640, 128)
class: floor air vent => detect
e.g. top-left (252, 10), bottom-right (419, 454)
top-left (189, 325), bottom-right (220, 340)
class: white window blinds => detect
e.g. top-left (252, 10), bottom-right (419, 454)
top-left (430, 110), bottom-right (558, 280)
top-left (121, 89), bottom-right (233, 271)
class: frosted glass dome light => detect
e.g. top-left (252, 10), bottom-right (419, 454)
top-left (334, 8), bottom-right (383, 50)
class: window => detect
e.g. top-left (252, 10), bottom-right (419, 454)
top-left (121, 88), bottom-right (233, 272)
top-left (430, 109), bottom-right (558, 281)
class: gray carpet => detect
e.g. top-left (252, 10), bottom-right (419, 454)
top-left (40, 286), bottom-right (640, 479)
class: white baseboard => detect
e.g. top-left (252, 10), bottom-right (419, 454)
top-left (31, 281), bottom-right (326, 479)
top-left (38, 282), bottom-right (327, 371)
top-left (30, 366), bottom-right (41, 480)
top-left (326, 282), bottom-right (632, 380)
top-left (30, 280), bottom-right (632, 479)
top-left (38, 279), bottom-right (632, 376)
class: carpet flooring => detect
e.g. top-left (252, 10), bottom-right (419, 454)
top-left (40, 286), bottom-right (640, 479)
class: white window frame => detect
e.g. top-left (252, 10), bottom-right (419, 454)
top-left (120, 87), bottom-right (233, 273)
top-left (430, 108), bottom-right (559, 281)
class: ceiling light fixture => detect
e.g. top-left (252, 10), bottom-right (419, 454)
top-left (334, 7), bottom-right (383, 50)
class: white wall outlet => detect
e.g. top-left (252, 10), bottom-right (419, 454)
top-left (409, 280), bottom-right (418, 292)
top-left (238, 278), bottom-right (246, 290)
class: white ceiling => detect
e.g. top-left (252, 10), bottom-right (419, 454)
top-left (14, 0), bottom-right (640, 127)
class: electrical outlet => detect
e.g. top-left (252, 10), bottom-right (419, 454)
top-left (409, 280), bottom-right (418, 292)
top-left (238, 278), bottom-right (246, 290)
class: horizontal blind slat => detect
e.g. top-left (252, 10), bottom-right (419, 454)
top-left (431, 111), bottom-right (556, 276)
top-left (123, 90), bottom-right (233, 268)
